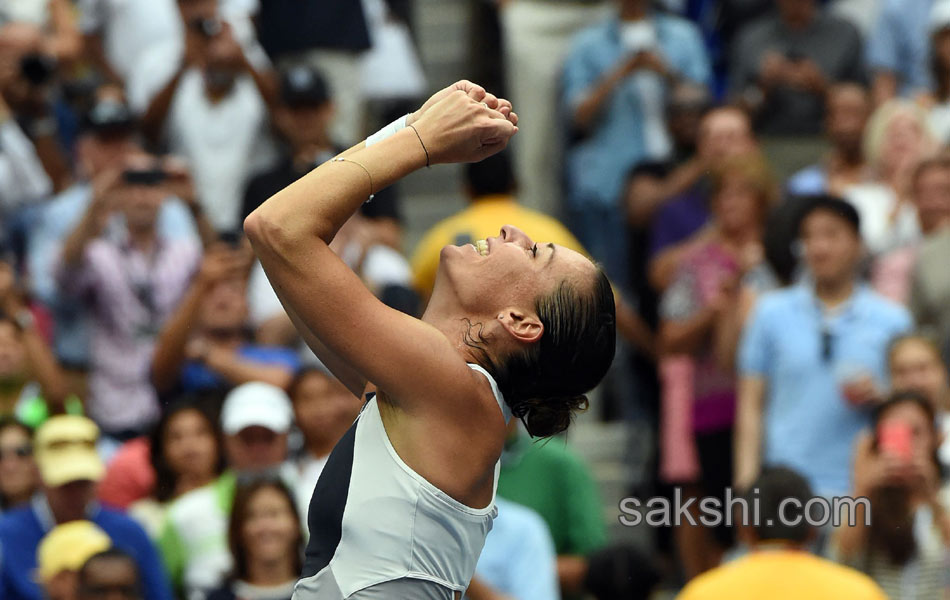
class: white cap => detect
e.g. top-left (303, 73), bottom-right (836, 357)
top-left (932, 0), bottom-right (950, 33)
top-left (221, 382), bottom-right (293, 435)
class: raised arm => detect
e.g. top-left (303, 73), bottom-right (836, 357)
top-left (245, 84), bottom-right (518, 410)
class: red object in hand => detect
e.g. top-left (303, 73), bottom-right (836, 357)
top-left (878, 421), bottom-right (913, 463)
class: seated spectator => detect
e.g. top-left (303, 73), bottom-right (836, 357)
top-left (787, 83), bottom-right (872, 197)
top-left (142, 0), bottom-right (278, 233)
top-left (0, 417), bottom-right (39, 514)
top-left (736, 196), bottom-right (912, 497)
top-left (677, 466), bottom-right (886, 600)
top-left (36, 521), bottom-right (112, 600)
top-left (77, 549), bottom-right (145, 600)
top-left (659, 153), bottom-right (777, 578)
top-left (866, 0), bottom-right (934, 103)
top-left (468, 496), bottom-right (558, 600)
top-left (0, 260), bottom-right (73, 427)
top-left (411, 151), bottom-right (586, 302)
top-left (151, 243), bottom-right (299, 398)
top-left (498, 421), bottom-right (605, 599)
top-left (207, 479), bottom-right (303, 600)
top-left (928, 3), bottom-right (950, 143)
top-left (888, 334), bottom-right (950, 466)
top-left (648, 106), bottom-right (758, 291)
top-left (832, 391), bottom-right (950, 597)
top-left (56, 152), bottom-right (202, 438)
top-left (158, 382), bottom-right (295, 597)
top-left (288, 367), bottom-right (360, 517)
top-left (562, 0), bottom-right (711, 284)
top-left (730, 0), bottom-right (864, 135)
top-left (872, 152), bottom-right (950, 303)
top-left (844, 100), bottom-right (936, 257)
top-left (0, 415), bottom-right (171, 600)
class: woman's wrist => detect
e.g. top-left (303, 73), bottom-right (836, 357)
top-left (366, 114), bottom-right (410, 147)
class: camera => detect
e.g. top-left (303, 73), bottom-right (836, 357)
top-left (123, 168), bottom-right (168, 186)
top-left (20, 53), bottom-right (57, 86)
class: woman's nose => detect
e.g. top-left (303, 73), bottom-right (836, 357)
top-left (499, 224), bottom-right (533, 246)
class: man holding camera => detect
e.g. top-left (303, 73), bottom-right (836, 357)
top-left (55, 153), bottom-right (202, 440)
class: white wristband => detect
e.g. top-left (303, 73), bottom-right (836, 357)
top-left (365, 114), bottom-right (409, 147)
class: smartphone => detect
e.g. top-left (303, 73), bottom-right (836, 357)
top-left (123, 168), bottom-right (168, 186)
top-left (878, 421), bottom-right (913, 463)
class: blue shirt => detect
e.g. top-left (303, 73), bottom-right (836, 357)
top-left (786, 164), bottom-right (829, 197)
top-left (473, 498), bottom-right (559, 600)
top-left (867, 0), bottom-right (934, 95)
top-left (738, 284), bottom-right (912, 496)
top-left (0, 496), bottom-right (172, 600)
top-left (562, 14), bottom-right (711, 211)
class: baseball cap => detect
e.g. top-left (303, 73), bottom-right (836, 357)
top-left (932, 0), bottom-right (950, 33)
top-left (281, 65), bottom-right (331, 107)
top-left (36, 521), bottom-right (112, 582)
top-left (221, 382), bottom-right (293, 435)
top-left (34, 416), bottom-right (105, 487)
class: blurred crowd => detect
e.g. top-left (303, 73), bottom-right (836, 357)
top-left (3, 0), bottom-right (950, 598)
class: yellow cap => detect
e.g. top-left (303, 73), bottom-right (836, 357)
top-left (36, 520), bottom-right (112, 581)
top-left (34, 416), bottom-right (105, 487)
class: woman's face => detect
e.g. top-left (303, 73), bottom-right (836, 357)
top-left (0, 425), bottom-right (39, 504)
top-left (879, 402), bottom-right (936, 460)
top-left (0, 321), bottom-right (27, 381)
top-left (713, 174), bottom-right (761, 235)
top-left (242, 487), bottom-right (300, 566)
top-left (435, 225), bottom-right (594, 319)
top-left (881, 112), bottom-right (927, 169)
top-left (890, 340), bottom-right (949, 408)
top-left (162, 409), bottom-right (219, 483)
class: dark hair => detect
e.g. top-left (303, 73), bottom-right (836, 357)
top-left (744, 466), bottom-right (814, 544)
top-left (465, 151), bottom-right (516, 198)
top-left (78, 548), bottom-right (141, 596)
top-left (794, 194), bottom-right (861, 237)
top-left (867, 390), bottom-right (940, 565)
top-left (0, 417), bottom-right (34, 510)
top-left (228, 478), bottom-right (303, 582)
top-left (469, 268), bottom-right (616, 437)
top-left (150, 401), bottom-right (224, 503)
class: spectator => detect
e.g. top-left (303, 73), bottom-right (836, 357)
top-left (908, 155), bottom-right (950, 355)
top-left (0, 91), bottom-right (52, 219)
top-left (888, 334), bottom-right (950, 467)
top-left (158, 381), bottom-right (295, 597)
top-left (928, 2), bottom-right (950, 143)
top-left (151, 243), bottom-right (299, 398)
top-left (866, 0), bottom-right (934, 104)
top-left (562, 0), bottom-right (711, 285)
top-left (832, 391), bottom-right (950, 597)
top-left (844, 99), bottom-right (935, 258)
top-left (36, 521), bottom-right (112, 600)
top-left (648, 106), bottom-right (757, 291)
top-left (730, 0), bottom-right (865, 135)
top-left (56, 152), bottom-right (202, 438)
top-left (677, 467), bottom-right (887, 600)
top-left (467, 496), bottom-right (559, 600)
top-left (498, 421), bottom-right (605, 599)
top-left (410, 151), bottom-right (587, 302)
top-left (659, 154), bottom-right (777, 578)
top-left (0, 0), bottom-right (82, 64)
top-left (288, 367), bottom-right (360, 517)
top-left (77, 549), bottom-right (144, 600)
top-left (142, 0), bottom-right (278, 233)
top-left (736, 196), bottom-right (912, 497)
top-left (0, 415), bottom-right (171, 600)
top-left (0, 260), bottom-right (72, 428)
top-left (0, 417), bottom-right (39, 514)
top-left (787, 83), bottom-right (872, 197)
top-left (207, 479), bottom-right (303, 600)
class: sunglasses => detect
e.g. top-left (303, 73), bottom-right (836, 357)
top-left (0, 444), bottom-right (33, 460)
top-left (821, 328), bottom-right (833, 363)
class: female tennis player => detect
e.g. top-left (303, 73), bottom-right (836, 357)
top-left (245, 81), bottom-right (616, 599)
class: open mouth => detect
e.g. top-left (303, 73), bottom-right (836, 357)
top-left (474, 239), bottom-right (489, 256)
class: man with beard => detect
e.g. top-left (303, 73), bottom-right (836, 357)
top-left (157, 381), bottom-right (296, 597)
top-left (142, 0), bottom-right (278, 234)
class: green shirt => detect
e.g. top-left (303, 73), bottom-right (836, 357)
top-left (497, 434), bottom-right (606, 557)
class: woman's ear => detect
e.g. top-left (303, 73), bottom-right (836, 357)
top-left (497, 309), bottom-right (543, 345)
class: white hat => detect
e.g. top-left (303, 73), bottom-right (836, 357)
top-left (931, 0), bottom-right (950, 33)
top-left (221, 382), bottom-right (293, 435)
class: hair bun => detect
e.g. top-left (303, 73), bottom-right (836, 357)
top-left (511, 394), bottom-right (589, 438)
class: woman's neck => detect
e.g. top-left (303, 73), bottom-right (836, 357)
top-left (173, 472), bottom-right (216, 498)
top-left (244, 556), bottom-right (297, 587)
top-left (716, 225), bottom-right (761, 250)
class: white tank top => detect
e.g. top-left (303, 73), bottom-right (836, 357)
top-left (296, 364), bottom-right (512, 596)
